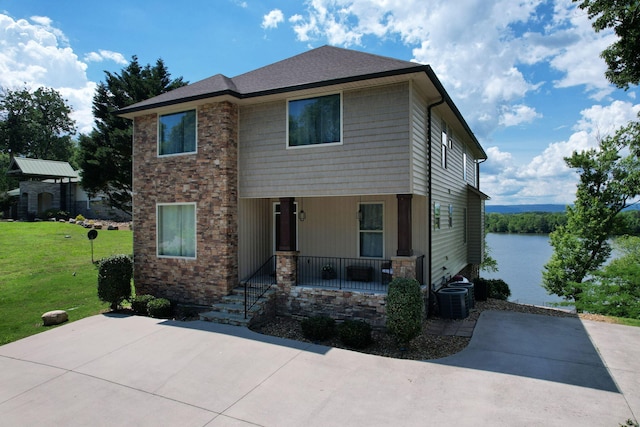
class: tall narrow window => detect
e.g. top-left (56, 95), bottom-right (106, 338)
top-left (463, 208), bottom-right (468, 244)
top-left (433, 203), bottom-right (441, 229)
top-left (463, 151), bottom-right (468, 182)
top-left (157, 203), bottom-right (196, 258)
top-left (159, 110), bottom-right (196, 156)
top-left (288, 93), bottom-right (341, 147)
top-left (448, 204), bottom-right (454, 228)
top-left (358, 203), bottom-right (383, 258)
top-left (441, 120), bottom-right (451, 169)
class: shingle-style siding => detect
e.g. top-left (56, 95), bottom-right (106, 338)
top-left (239, 83), bottom-right (412, 198)
top-left (132, 102), bottom-right (239, 305)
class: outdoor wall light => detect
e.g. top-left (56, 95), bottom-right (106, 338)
top-left (299, 210), bottom-right (306, 221)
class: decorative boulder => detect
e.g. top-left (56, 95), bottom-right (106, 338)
top-left (42, 310), bottom-right (68, 326)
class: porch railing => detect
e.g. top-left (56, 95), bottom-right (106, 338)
top-left (297, 256), bottom-right (393, 292)
top-left (244, 256), bottom-right (276, 319)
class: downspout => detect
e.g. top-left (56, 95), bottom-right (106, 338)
top-left (427, 97), bottom-right (445, 295)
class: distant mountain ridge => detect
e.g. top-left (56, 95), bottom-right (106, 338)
top-left (487, 204), bottom-right (640, 214)
top-left (486, 204), bottom-right (568, 213)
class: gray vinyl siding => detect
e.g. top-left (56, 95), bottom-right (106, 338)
top-left (238, 198), bottom-right (272, 280)
top-left (429, 110), bottom-right (476, 286)
top-left (410, 84), bottom-right (428, 196)
top-left (467, 191), bottom-right (484, 264)
top-left (239, 83), bottom-right (411, 198)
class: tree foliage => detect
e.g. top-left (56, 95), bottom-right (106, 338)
top-left (485, 212), bottom-right (568, 234)
top-left (78, 57), bottom-right (187, 214)
top-left (574, 236), bottom-right (640, 318)
top-left (575, 0), bottom-right (640, 89)
top-left (543, 122), bottom-right (640, 301)
top-left (0, 86), bottom-right (76, 162)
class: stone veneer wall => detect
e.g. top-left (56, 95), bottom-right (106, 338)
top-left (132, 102), bottom-right (239, 305)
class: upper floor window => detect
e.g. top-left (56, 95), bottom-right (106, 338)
top-left (441, 120), bottom-right (452, 169)
top-left (159, 110), bottom-right (196, 156)
top-left (463, 151), bottom-right (468, 182)
top-left (288, 93), bottom-right (342, 148)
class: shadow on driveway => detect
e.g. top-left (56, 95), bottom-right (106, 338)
top-left (431, 310), bottom-right (620, 392)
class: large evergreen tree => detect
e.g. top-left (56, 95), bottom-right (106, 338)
top-left (78, 57), bottom-right (187, 214)
top-left (0, 86), bottom-right (76, 161)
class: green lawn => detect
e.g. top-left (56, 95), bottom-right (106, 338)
top-left (0, 221), bottom-right (132, 345)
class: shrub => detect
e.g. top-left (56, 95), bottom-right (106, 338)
top-left (131, 294), bottom-right (155, 315)
top-left (97, 254), bottom-right (133, 310)
top-left (338, 320), bottom-right (372, 349)
top-left (147, 298), bottom-right (173, 318)
top-left (487, 279), bottom-right (511, 300)
top-left (386, 278), bottom-right (423, 344)
top-left (75, 214), bottom-right (85, 222)
top-left (301, 315), bottom-right (336, 341)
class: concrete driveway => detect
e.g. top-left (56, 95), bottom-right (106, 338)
top-left (0, 310), bottom-right (638, 426)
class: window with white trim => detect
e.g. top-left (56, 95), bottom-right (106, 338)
top-left (288, 93), bottom-right (342, 147)
top-left (441, 120), bottom-right (452, 169)
top-left (358, 202), bottom-right (383, 258)
top-left (159, 110), bottom-right (196, 156)
top-left (157, 203), bottom-right (196, 258)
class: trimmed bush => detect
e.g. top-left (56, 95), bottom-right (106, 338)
top-left (75, 214), bottom-right (85, 222)
top-left (147, 298), bottom-right (172, 318)
top-left (338, 320), bottom-right (372, 349)
top-left (97, 254), bottom-right (133, 310)
top-left (301, 315), bottom-right (336, 341)
top-left (472, 278), bottom-right (511, 301)
top-left (386, 278), bottom-right (423, 344)
top-left (488, 279), bottom-right (511, 300)
top-left (131, 294), bottom-right (155, 315)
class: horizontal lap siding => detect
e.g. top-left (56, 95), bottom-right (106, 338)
top-left (410, 85), bottom-right (428, 196)
top-left (430, 111), bottom-right (470, 286)
top-left (239, 83), bottom-right (411, 198)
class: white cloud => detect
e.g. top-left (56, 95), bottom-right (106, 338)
top-left (482, 100), bottom-right (640, 204)
top-left (0, 14), bottom-right (98, 134)
top-left (499, 104), bottom-right (542, 127)
top-left (84, 49), bottom-right (127, 65)
top-left (262, 9), bottom-right (285, 29)
top-left (284, 0), bottom-right (616, 139)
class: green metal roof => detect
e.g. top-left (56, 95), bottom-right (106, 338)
top-left (7, 157), bottom-right (78, 179)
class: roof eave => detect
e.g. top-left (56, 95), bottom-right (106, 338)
top-left (116, 66), bottom-right (426, 118)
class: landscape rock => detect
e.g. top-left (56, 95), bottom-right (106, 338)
top-left (41, 310), bottom-right (68, 326)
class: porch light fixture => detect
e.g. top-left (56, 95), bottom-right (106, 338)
top-left (299, 210), bottom-right (306, 221)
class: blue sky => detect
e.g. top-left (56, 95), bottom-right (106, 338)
top-left (1, 0), bottom-right (638, 205)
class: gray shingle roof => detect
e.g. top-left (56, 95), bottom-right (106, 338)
top-left (118, 45), bottom-right (426, 115)
top-left (7, 157), bottom-right (78, 179)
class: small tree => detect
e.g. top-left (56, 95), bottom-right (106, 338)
top-left (386, 278), bottom-right (423, 345)
top-left (543, 121), bottom-right (640, 302)
top-left (97, 254), bottom-right (133, 310)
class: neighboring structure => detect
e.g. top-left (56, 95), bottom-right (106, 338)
top-left (6, 157), bottom-right (130, 221)
top-left (118, 46), bottom-right (488, 325)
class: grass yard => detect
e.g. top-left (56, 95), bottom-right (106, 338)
top-left (0, 221), bottom-right (133, 345)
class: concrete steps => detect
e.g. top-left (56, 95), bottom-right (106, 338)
top-left (199, 286), bottom-right (274, 327)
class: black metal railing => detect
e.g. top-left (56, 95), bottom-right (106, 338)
top-left (297, 256), bottom-right (393, 292)
top-left (244, 256), bottom-right (276, 319)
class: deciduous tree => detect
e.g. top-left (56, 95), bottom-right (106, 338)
top-left (0, 86), bottom-right (76, 161)
top-left (575, 0), bottom-right (640, 88)
top-left (543, 121), bottom-right (640, 301)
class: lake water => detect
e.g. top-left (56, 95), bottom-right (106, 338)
top-left (482, 233), bottom-right (567, 307)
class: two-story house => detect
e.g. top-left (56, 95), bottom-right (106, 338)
top-left (118, 45), bottom-right (488, 326)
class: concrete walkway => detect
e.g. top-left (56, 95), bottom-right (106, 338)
top-left (0, 311), bottom-right (638, 426)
